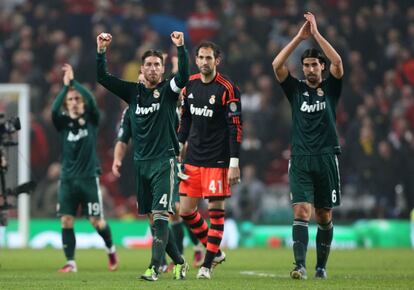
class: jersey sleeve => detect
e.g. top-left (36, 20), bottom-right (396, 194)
top-left (51, 85), bottom-right (69, 131)
top-left (326, 72), bottom-right (343, 101)
top-left (279, 72), bottom-right (300, 103)
top-left (117, 108), bottom-right (132, 144)
top-left (96, 52), bottom-right (138, 104)
top-left (224, 82), bottom-right (242, 159)
top-left (177, 87), bottom-right (192, 143)
top-left (168, 46), bottom-right (189, 99)
top-left (72, 80), bottom-right (100, 125)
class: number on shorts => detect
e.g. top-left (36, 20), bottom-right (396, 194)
top-left (331, 190), bottom-right (337, 203)
top-left (88, 202), bottom-right (101, 215)
top-left (208, 180), bottom-right (223, 194)
top-left (159, 194), bottom-right (168, 208)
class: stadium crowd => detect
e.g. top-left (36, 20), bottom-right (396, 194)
top-left (1, 0), bottom-right (413, 221)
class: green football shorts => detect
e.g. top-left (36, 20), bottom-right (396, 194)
top-left (288, 154), bottom-right (341, 208)
top-left (134, 157), bottom-right (178, 215)
top-left (57, 177), bottom-right (103, 217)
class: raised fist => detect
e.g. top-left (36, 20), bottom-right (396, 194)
top-left (97, 32), bottom-right (112, 52)
top-left (170, 31), bottom-right (184, 47)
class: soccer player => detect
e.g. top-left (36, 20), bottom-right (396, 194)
top-left (97, 31), bottom-right (189, 281)
top-left (52, 64), bottom-right (118, 273)
top-left (178, 41), bottom-right (242, 279)
top-left (272, 12), bottom-right (344, 280)
top-left (112, 106), bottom-right (203, 271)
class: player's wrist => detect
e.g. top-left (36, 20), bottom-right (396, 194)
top-left (97, 47), bottom-right (107, 53)
top-left (229, 158), bottom-right (239, 168)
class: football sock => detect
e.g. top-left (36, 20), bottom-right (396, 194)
top-left (171, 221), bottom-right (185, 254)
top-left (150, 217), bottom-right (169, 271)
top-left (62, 228), bottom-right (76, 261)
top-left (292, 219), bottom-right (309, 267)
top-left (165, 227), bottom-right (185, 265)
top-left (203, 209), bottom-right (225, 269)
top-left (316, 220), bottom-right (333, 269)
top-left (96, 223), bottom-right (113, 249)
top-left (181, 210), bottom-right (208, 246)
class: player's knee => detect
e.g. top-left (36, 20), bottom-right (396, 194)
top-left (61, 215), bottom-right (74, 228)
top-left (315, 208), bottom-right (332, 224)
top-left (293, 204), bottom-right (311, 220)
top-left (179, 205), bottom-right (197, 216)
top-left (90, 217), bottom-right (106, 229)
top-left (153, 211), bottom-right (169, 221)
top-left (169, 211), bottom-right (181, 222)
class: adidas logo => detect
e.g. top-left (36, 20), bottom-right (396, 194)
top-left (303, 91), bottom-right (309, 96)
top-left (187, 93), bottom-right (194, 99)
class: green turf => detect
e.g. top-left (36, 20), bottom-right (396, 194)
top-left (0, 248), bottom-right (413, 289)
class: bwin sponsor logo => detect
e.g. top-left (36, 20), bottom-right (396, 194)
top-left (300, 101), bottom-right (326, 113)
top-left (190, 104), bottom-right (213, 117)
top-left (67, 129), bottom-right (88, 142)
top-left (135, 103), bottom-right (160, 115)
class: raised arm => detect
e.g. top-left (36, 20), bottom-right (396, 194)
top-left (51, 65), bottom-right (72, 130)
top-left (272, 21), bottom-right (311, 82)
top-left (96, 32), bottom-right (137, 103)
top-left (51, 85), bottom-right (69, 131)
top-left (305, 12), bottom-right (344, 79)
top-left (169, 31), bottom-right (189, 93)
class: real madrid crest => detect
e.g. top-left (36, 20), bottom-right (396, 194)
top-left (78, 118), bottom-right (85, 126)
top-left (153, 89), bottom-right (160, 99)
top-left (209, 95), bottom-right (216, 105)
top-left (317, 88), bottom-right (324, 97)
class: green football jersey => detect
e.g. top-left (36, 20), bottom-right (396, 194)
top-left (97, 46), bottom-right (189, 161)
top-left (51, 80), bottom-right (101, 179)
top-left (280, 72), bottom-right (342, 156)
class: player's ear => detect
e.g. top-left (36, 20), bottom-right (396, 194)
top-left (215, 57), bottom-right (221, 66)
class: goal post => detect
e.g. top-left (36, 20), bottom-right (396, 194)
top-left (0, 84), bottom-right (30, 247)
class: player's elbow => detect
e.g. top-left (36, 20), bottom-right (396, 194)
top-left (331, 57), bottom-right (343, 68)
top-left (272, 59), bottom-right (281, 70)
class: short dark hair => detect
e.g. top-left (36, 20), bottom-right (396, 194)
top-left (141, 49), bottom-right (164, 65)
top-left (196, 41), bottom-right (221, 59)
top-left (301, 48), bottom-right (326, 66)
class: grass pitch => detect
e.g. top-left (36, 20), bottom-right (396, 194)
top-left (0, 248), bottom-right (413, 289)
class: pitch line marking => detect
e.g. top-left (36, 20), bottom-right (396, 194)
top-left (240, 271), bottom-right (289, 278)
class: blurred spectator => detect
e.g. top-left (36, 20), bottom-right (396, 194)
top-left (1, 0), bottom-right (413, 220)
top-left (229, 165), bottom-right (265, 222)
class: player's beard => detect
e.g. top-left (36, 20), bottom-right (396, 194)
top-left (306, 74), bottom-right (320, 86)
top-left (145, 73), bottom-right (161, 86)
top-left (199, 65), bottom-right (214, 77)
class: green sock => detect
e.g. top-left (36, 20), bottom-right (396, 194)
top-left (316, 221), bottom-right (333, 269)
top-left (171, 221), bottom-right (184, 254)
top-left (96, 223), bottom-right (113, 249)
top-left (292, 219), bottom-right (309, 267)
top-left (62, 228), bottom-right (76, 261)
top-left (165, 227), bottom-right (184, 265)
top-left (150, 219), bottom-right (169, 271)
top-left (150, 225), bottom-right (167, 267)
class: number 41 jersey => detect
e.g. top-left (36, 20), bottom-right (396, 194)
top-left (178, 73), bottom-right (242, 168)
